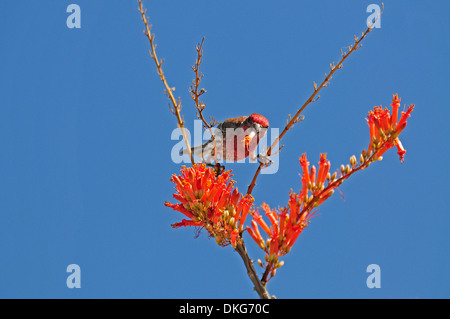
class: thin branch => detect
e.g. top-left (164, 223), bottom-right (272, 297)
top-left (190, 37), bottom-right (217, 163)
top-left (138, 0), bottom-right (195, 165)
top-left (260, 263), bottom-right (274, 285)
top-left (246, 7), bottom-right (383, 195)
top-left (189, 38), bottom-right (219, 163)
top-left (190, 37), bottom-right (212, 129)
top-left (235, 242), bottom-right (273, 299)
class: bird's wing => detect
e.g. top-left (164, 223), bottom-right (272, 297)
top-left (221, 116), bottom-right (248, 127)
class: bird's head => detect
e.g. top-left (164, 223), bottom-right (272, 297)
top-left (243, 113), bottom-right (269, 142)
top-left (247, 113), bottom-right (269, 130)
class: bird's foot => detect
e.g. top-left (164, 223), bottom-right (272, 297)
top-left (206, 162), bottom-right (226, 176)
top-left (257, 154), bottom-right (273, 168)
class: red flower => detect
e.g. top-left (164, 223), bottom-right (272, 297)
top-left (367, 94), bottom-right (414, 163)
top-left (246, 191), bottom-right (318, 282)
top-left (247, 154), bottom-right (331, 266)
top-left (165, 164), bottom-right (254, 247)
top-left (245, 151), bottom-right (343, 283)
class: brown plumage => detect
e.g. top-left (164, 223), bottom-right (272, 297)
top-left (181, 113), bottom-right (269, 163)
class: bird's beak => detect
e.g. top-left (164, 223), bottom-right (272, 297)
top-left (248, 130), bottom-right (257, 140)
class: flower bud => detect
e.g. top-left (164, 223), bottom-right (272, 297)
top-left (331, 172), bottom-right (337, 181)
top-left (345, 164), bottom-right (351, 174)
top-left (350, 155), bottom-right (357, 167)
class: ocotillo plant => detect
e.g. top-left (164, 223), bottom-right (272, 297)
top-left (138, 1), bottom-right (414, 298)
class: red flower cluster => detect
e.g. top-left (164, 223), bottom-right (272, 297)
top-left (245, 94), bottom-right (415, 278)
top-left (165, 164), bottom-right (253, 247)
top-left (367, 94), bottom-right (414, 163)
top-left (247, 154), bottom-right (333, 267)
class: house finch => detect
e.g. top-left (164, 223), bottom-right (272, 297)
top-left (181, 113), bottom-right (270, 164)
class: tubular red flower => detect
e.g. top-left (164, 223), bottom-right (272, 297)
top-left (230, 188), bottom-right (240, 207)
top-left (237, 195), bottom-right (254, 229)
top-left (396, 105), bottom-right (415, 132)
top-left (230, 229), bottom-right (239, 248)
top-left (253, 211), bottom-right (272, 237)
top-left (299, 153), bottom-right (311, 194)
top-left (390, 94), bottom-right (401, 129)
top-left (269, 230), bottom-right (279, 259)
top-left (278, 208), bottom-right (288, 240)
top-left (285, 225), bottom-right (302, 249)
top-left (171, 219), bottom-right (203, 228)
top-left (380, 108), bottom-right (391, 132)
top-left (165, 202), bottom-right (195, 220)
top-left (288, 191), bottom-right (301, 224)
top-left (395, 138), bottom-right (406, 163)
top-left (247, 226), bottom-right (264, 249)
top-left (262, 203), bottom-right (278, 231)
top-left (310, 165), bottom-right (316, 186)
top-left (317, 154), bottom-right (329, 186)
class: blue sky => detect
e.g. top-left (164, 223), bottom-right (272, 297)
top-left (0, 0), bottom-right (449, 298)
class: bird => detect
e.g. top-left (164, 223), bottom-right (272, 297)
top-left (181, 113), bottom-right (270, 164)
